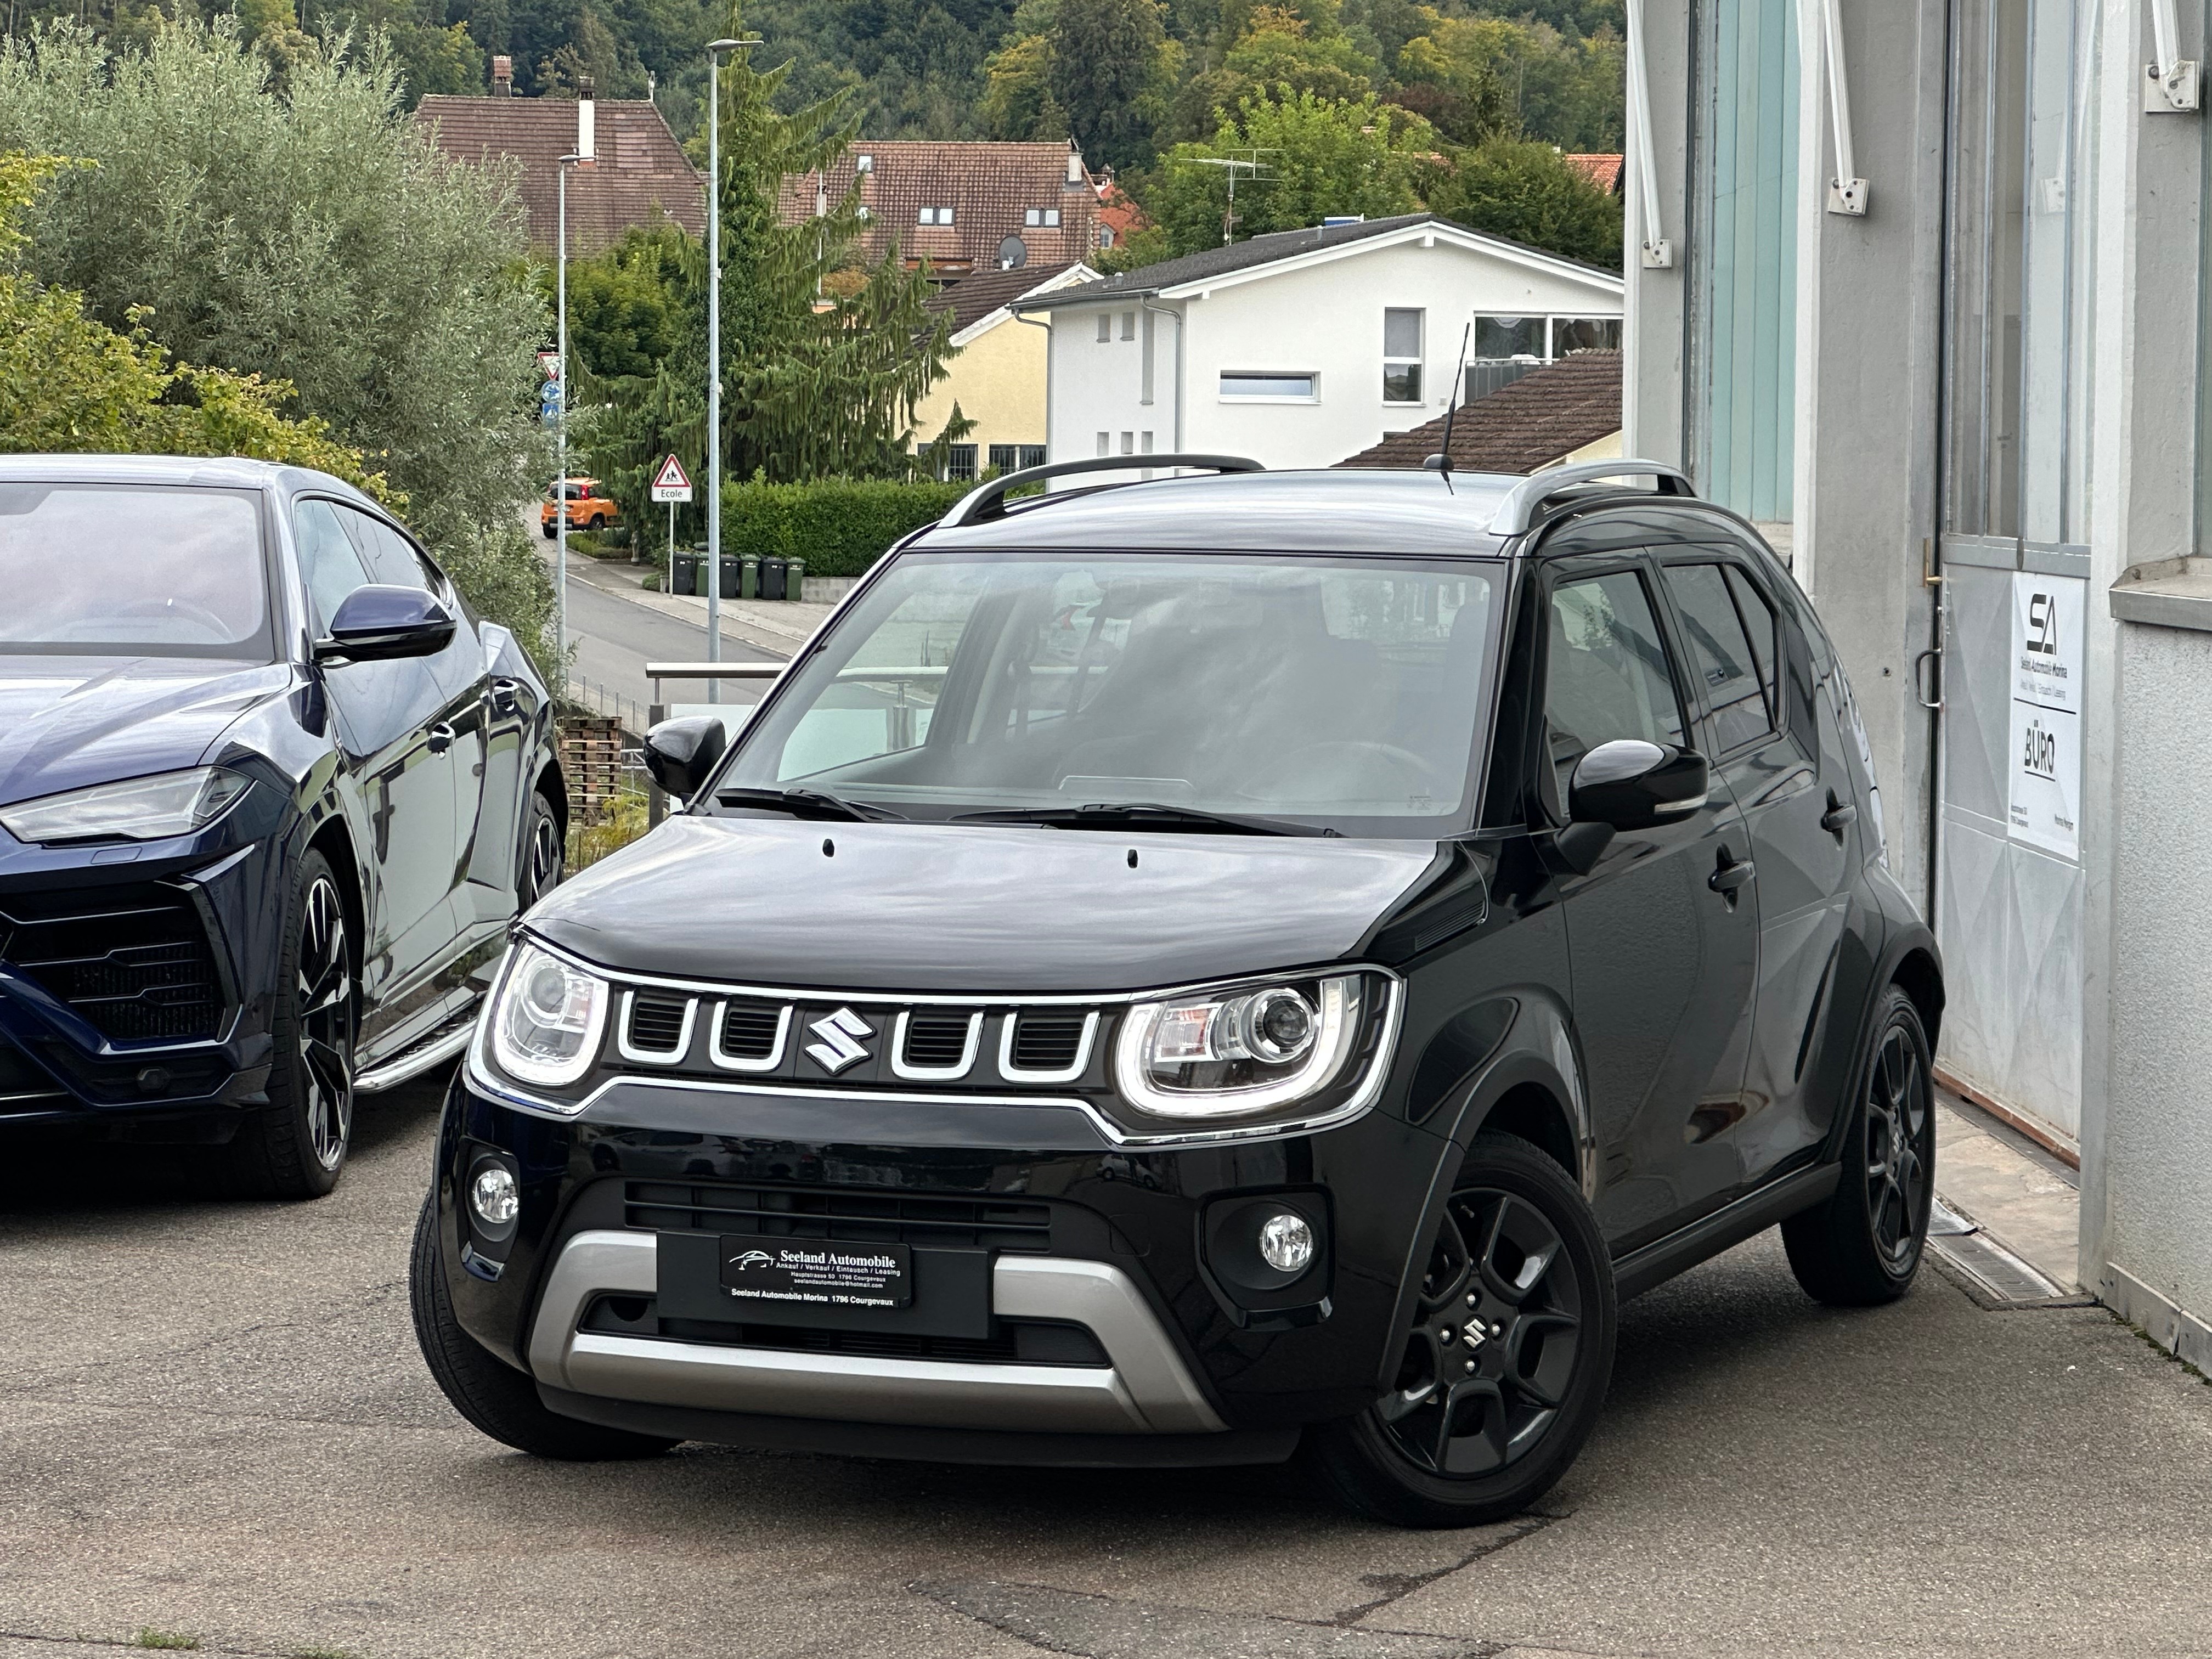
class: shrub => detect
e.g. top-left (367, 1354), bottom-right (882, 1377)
top-left (721, 477), bottom-right (973, 578)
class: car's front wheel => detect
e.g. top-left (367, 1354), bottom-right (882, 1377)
top-left (220, 850), bottom-right (354, 1199)
top-left (1782, 986), bottom-right (1935, 1305)
top-left (517, 790), bottom-right (563, 910)
top-left (1306, 1132), bottom-right (1617, 1527)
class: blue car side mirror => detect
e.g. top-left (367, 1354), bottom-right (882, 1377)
top-left (314, 585), bottom-right (456, 664)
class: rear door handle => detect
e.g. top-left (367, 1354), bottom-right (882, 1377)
top-left (1708, 850), bottom-right (1754, 895)
top-left (490, 677), bottom-right (521, 716)
top-left (1821, 791), bottom-right (1858, 837)
top-left (427, 721), bottom-right (456, 754)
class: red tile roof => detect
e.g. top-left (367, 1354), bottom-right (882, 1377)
top-left (416, 95), bottom-right (704, 255)
top-left (778, 141), bottom-right (1099, 276)
top-left (1095, 182), bottom-right (1149, 251)
top-left (1335, 352), bottom-right (1623, 473)
top-left (1564, 153), bottom-right (1626, 195)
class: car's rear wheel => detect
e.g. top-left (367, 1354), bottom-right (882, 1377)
top-left (220, 850), bottom-right (354, 1199)
top-left (586, 514), bottom-right (606, 531)
top-left (540, 521), bottom-right (556, 539)
top-left (1782, 986), bottom-right (1935, 1305)
top-left (1306, 1132), bottom-right (1616, 1527)
top-left (409, 1194), bottom-right (679, 1460)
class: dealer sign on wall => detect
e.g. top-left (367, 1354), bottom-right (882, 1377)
top-left (2007, 571), bottom-right (2086, 860)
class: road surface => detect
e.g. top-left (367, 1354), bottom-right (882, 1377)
top-left (552, 558), bottom-right (781, 731)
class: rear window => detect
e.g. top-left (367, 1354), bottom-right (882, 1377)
top-left (0, 483), bottom-right (272, 658)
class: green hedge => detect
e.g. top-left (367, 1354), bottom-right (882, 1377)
top-left (720, 478), bottom-right (973, 578)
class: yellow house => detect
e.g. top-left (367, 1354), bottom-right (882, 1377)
top-left (914, 262), bottom-right (1099, 479)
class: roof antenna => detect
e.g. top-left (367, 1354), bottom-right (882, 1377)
top-left (1423, 319), bottom-right (1474, 475)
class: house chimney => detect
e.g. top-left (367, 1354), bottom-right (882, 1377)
top-left (1065, 142), bottom-right (1084, 187)
top-left (576, 75), bottom-right (596, 162)
top-left (490, 55), bottom-right (512, 94)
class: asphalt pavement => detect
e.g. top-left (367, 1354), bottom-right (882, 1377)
top-left (3, 1091), bottom-right (2207, 1659)
top-left (551, 555), bottom-right (783, 731)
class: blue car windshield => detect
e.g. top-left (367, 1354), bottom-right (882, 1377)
top-left (715, 551), bottom-right (1503, 838)
top-left (0, 484), bottom-right (272, 657)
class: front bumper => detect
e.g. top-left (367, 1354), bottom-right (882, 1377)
top-left (436, 1066), bottom-right (1452, 1457)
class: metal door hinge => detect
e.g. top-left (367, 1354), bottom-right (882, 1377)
top-left (2147, 0), bottom-right (2200, 111)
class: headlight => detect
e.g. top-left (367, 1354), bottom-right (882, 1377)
top-left (487, 940), bottom-right (608, 1088)
top-left (0, 766), bottom-right (251, 845)
top-left (1115, 973), bottom-right (1391, 1122)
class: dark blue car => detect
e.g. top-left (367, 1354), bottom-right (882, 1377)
top-left (0, 456), bottom-right (563, 1195)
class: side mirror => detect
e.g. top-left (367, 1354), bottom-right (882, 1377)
top-left (643, 715), bottom-right (727, 802)
top-left (314, 585), bottom-right (455, 664)
top-left (1554, 740), bottom-right (1709, 874)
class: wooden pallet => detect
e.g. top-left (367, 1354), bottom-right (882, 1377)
top-left (559, 714), bottom-right (626, 826)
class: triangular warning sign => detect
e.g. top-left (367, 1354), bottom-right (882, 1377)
top-left (653, 454), bottom-right (691, 490)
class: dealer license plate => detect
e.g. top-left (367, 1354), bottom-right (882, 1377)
top-left (716, 1234), bottom-right (912, 1311)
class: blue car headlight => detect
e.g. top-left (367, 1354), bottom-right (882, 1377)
top-left (0, 766), bottom-right (252, 846)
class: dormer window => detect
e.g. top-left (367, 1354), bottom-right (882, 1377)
top-left (918, 206), bottom-right (955, 225)
top-left (855, 154), bottom-right (874, 173)
top-left (1024, 208), bottom-right (1062, 227)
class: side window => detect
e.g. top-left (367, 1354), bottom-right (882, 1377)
top-left (292, 499), bottom-right (375, 630)
top-left (337, 506), bottom-right (433, 594)
top-left (1723, 566), bottom-right (1781, 725)
top-left (1543, 571), bottom-right (1687, 799)
top-left (1662, 562), bottom-right (1773, 753)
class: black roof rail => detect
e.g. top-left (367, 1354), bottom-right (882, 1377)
top-left (936, 453), bottom-right (1265, 529)
top-left (1486, 459), bottom-right (1696, 537)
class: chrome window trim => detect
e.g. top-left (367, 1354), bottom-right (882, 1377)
top-left (997, 1008), bottom-right (1099, 1085)
top-left (615, 989), bottom-right (696, 1066)
top-left (707, 999), bottom-right (791, 1074)
top-left (889, 1007), bottom-right (984, 1081)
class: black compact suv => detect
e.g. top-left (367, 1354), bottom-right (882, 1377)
top-left (411, 457), bottom-right (1941, 1526)
top-left (0, 456), bottom-right (563, 1195)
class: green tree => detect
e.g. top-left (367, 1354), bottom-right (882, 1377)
top-left (1397, 15), bottom-right (1623, 151)
top-left (0, 21), bottom-right (557, 663)
top-left (1420, 134), bottom-right (1621, 267)
top-left (1147, 88), bottom-right (1431, 254)
top-left (1171, 4), bottom-right (1376, 136)
top-left (983, 0), bottom-right (1176, 169)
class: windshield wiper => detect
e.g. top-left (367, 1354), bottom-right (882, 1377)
top-left (952, 802), bottom-right (1332, 837)
top-left (715, 787), bottom-right (908, 822)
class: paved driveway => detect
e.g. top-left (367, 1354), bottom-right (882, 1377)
top-left (3, 1085), bottom-right (2208, 1659)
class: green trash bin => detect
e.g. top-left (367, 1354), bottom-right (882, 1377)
top-left (786, 556), bottom-right (806, 600)
top-left (740, 555), bottom-right (760, 600)
top-left (692, 543), bottom-right (711, 596)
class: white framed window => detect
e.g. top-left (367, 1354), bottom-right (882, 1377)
top-left (1120, 311), bottom-right (1135, 340)
top-left (1024, 207), bottom-right (1064, 228)
top-left (917, 205), bottom-right (955, 225)
top-left (1096, 313), bottom-right (1111, 343)
top-left (1219, 371), bottom-right (1318, 402)
top-left (1098, 227), bottom-right (1115, 249)
top-left (1096, 431), bottom-right (1110, 456)
top-left (1120, 431), bottom-right (1134, 454)
top-left (1383, 307), bottom-right (1424, 403)
top-left (855, 154), bottom-right (874, 173)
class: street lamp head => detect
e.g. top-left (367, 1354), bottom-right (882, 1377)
top-left (558, 151), bottom-right (584, 163)
top-left (707, 36), bottom-right (754, 53)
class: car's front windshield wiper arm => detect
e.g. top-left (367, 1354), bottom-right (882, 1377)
top-left (952, 801), bottom-right (1332, 837)
top-left (715, 787), bottom-right (907, 822)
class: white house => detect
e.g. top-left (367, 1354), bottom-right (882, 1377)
top-left (1013, 213), bottom-right (1625, 473)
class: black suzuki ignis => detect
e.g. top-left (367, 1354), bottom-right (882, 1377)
top-left (411, 456), bottom-right (1942, 1526)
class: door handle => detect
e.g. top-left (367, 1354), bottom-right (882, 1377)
top-left (490, 677), bottom-right (521, 716)
top-left (1708, 848), bottom-right (1754, 896)
top-left (1821, 791), bottom-right (1858, 837)
top-left (427, 722), bottom-right (456, 754)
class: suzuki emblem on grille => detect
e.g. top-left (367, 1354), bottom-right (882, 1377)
top-left (804, 1007), bottom-right (874, 1073)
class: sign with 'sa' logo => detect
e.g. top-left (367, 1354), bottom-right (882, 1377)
top-left (804, 1007), bottom-right (873, 1073)
top-left (2006, 572), bottom-right (2085, 861)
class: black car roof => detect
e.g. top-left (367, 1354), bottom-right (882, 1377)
top-left (907, 468), bottom-right (1525, 557)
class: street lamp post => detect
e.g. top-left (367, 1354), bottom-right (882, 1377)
top-left (704, 35), bottom-right (760, 703)
top-left (556, 153), bottom-right (583, 676)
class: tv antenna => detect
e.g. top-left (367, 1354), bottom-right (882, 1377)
top-left (1181, 149), bottom-right (1279, 244)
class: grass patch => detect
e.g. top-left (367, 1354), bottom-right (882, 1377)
top-left (133, 1632), bottom-right (201, 1651)
top-left (568, 787), bottom-right (651, 874)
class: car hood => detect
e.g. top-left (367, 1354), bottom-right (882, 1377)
top-left (528, 815), bottom-right (1443, 993)
top-left (0, 657), bottom-right (294, 808)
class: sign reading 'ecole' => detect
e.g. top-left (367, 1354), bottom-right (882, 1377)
top-left (2007, 571), bottom-right (2086, 861)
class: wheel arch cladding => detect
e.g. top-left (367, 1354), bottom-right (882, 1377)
top-left (1476, 1083), bottom-right (1580, 1183)
top-left (306, 816), bottom-right (365, 963)
top-left (1889, 946), bottom-right (1944, 1051)
top-left (536, 760), bottom-right (569, 836)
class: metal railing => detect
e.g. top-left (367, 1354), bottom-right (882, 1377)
top-left (563, 675), bottom-right (649, 739)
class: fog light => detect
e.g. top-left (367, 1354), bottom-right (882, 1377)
top-left (470, 1165), bottom-right (520, 1227)
top-left (1257, 1210), bottom-right (1314, 1274)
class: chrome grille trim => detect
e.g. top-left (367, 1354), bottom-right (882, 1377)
top-left (997, 1009), bottom-right (1099, 1085)
top-left (616, 990), bottom-right (696, 1066)
top-left (707, 1000), bottom-right (789, 1073)
top-left (890, 1008), bottom-right (984, 1080)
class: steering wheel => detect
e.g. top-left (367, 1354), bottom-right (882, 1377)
top-left (1260, 740), bottom-right (1444, 800)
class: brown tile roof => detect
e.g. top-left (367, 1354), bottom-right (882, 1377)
top-left (924, 262), bottom-right (1079, 334)
top-left (1335, 352), bottom-right (1624, 473)
top-left (1565, 153), bottom-right (1626, 195)
top-left (416, 95), bottom-right (704, 255)
top-left (778, 141), bottom-right (1099, 276)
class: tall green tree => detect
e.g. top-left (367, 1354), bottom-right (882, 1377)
top-left (983, 0), bottom-right (1176, 167)
top-left (1420, 135), bottom-right (1621, 268)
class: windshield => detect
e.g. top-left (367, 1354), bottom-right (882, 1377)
top-left (715, 551), bottom-right (1502, 836)
top-left (0, 484), bottom-right (271, 658)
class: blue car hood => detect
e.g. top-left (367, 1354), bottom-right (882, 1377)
top-left (0, 656), bottom-right (294, 809)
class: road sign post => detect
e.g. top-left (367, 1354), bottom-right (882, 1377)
top-left (650, 454), bottom-right (693, 600)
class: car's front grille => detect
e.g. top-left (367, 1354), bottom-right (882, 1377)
top-left (0, 885), bottom-right (225, 1041)
top-left (1009, 1009), bottom-right (1089, 1073)
top-left (902, 1009), bottom-right (975, 1069)
top-left (625, 1179), bottom-right (1056, 1253)
top-left (625, 992), bottom-right (689, 1053)
top-left (718, 1000), bottom-right (783, 1060)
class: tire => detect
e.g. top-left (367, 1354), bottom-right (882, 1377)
top-left (517, 789), bottom-right (563, 911)
top-left (1306, 1132), bottom-right (1617, 1527)
top-left (586, 514), bottom-right (606, 532)
top-left (1782, 986), bottom-right (1936, 1306)
top-left (409, 1194), bottom-right (679, 1460)
top-left (219, 850), bottom-right (356, 1199)
top-left (540, 522), bottom-right (556, 539)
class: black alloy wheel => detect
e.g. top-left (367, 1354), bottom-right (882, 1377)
top-left (1307, 1132), bottom-right (1616, 1527)
top-left (218, 850), bottom-right (356, 1199)
top-left (520, 792), bottom-right (563, 909)
top-left (1783, 985), bottom-right (1936, 1305)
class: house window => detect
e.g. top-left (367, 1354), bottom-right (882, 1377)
top-left (1219, 371), bottom-right (1318, 400)
top-left (943, 443), bottom-right (979, 482)
top-left (918, 206), bottom-right (955, 225)
top-left (855, 154), bottom-right (874, 173)
top-left (1140, 431), bottom-right (1153, 453)
top-left (1120, 311), bottom-right (1136, 340)
top-left (1384, 307), bottom-right (1424, 403)
top-left (1024, 207), bottom-right (1063, 227)
top-left (986, 444), bottom-right (1052, 474)
top-left (1120, 431), bottom-right (1134, 454)
top-left (1022, 444), bottom-right (1046, 468)
top-left (1551, 317), bottom-right (1622, 354)
top-left (1096, 313), bottom-right (1111, 343)
top-left (1096, 431), bottom-right (1110, 455)
top-left (1099, 227), bottom-right (1115, 249)
top-left (1474, 315), bottom-right (1545, 359)
top-left (856, 205), bottom-right (872, 221)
